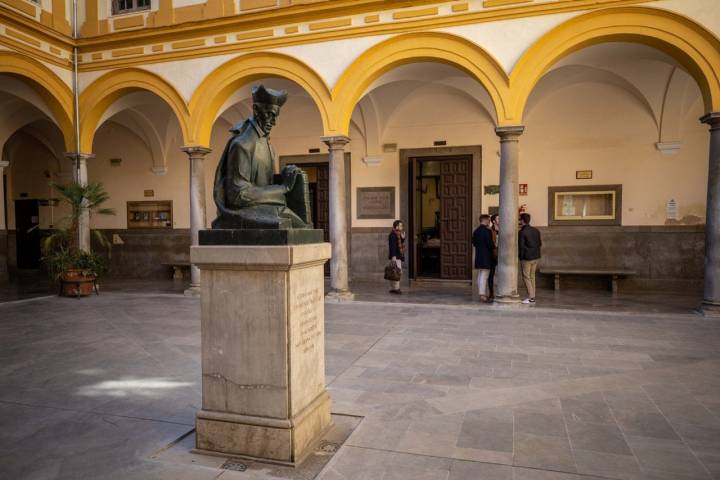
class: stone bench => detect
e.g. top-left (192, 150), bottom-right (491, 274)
top-left (162, 261), bottom-right (191, 280)
top-left (539, 267), bottom-right (637, 294)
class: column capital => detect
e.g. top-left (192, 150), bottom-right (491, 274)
top-left (181, 145), bottom-right (212, 157)
top-left (64, 152), bottom-right (95, 162)
top-left (321, 135), bottom-right (350, 149)
top-left (701, 112), bottom-right (720, 129)
top-left (0, 160), bottom-right (9, 169)
top-left (495, 125), bottom-right (525, 139)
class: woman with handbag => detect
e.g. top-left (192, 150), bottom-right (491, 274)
top-left (386, 220), bottom-right (406, 294)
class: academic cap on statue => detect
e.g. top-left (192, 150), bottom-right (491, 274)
top-left (252, 85), bottom-right (288, 107)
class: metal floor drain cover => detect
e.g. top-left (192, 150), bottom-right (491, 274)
top-left (221, 459), bottom-right (248, 471)
top-left (319, 441), bottom-right (339, 453)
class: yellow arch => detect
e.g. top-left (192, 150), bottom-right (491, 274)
top-left (189, 52), bottom-right (333, 147)
top-left (510, 6), bottom-right (720, 122)
top-left (0, 52), bottom-right (74, 150)
top-left (333, 32), bottom-right (512, 133)
top-left (79, 68), bottom-right (191, 152)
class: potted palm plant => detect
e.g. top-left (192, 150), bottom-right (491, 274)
top-left (42, 181), bottom-right (115, 297)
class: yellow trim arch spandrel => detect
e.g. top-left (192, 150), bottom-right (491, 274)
top-left (0, 51), bottom-right (74, 150)
top-left (332, 32), bottom-right (512, 135)
top-left (79, 68), bottom-right (191, 153)
top-left (188, 52), bottom-right (333, 147)
top-left (509, 6), bottom-right (720, 122)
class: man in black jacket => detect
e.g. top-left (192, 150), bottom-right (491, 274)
top-left (518, 213), bottom-right (542, 304)
top-left (472, 215), bottom-right (495, 302)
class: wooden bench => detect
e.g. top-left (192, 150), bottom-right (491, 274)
top-left (162, 262), bottom-right (191, 280)
top-left (539, 267), bottom-right (637, 294)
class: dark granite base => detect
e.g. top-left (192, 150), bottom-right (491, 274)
top-left (199, 229), bottom-right (325, 246)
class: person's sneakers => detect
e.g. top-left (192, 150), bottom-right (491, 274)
top-left (522, 298), bottom-right (536, 304)
top-left (389, 289), bottom-right (402, 295)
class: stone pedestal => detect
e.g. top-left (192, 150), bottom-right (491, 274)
top-left (190, 236), bottom-right (332, 465)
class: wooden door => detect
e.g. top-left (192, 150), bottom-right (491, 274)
top-left (316, 165), bottom-right (330, 275)
top-left (440, 157), bottom-right (472, 279)
top-left (15, 199), bottom-right (41, 269)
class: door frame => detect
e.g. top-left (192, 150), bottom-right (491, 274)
top-left (400, 146), bottom-right (482, 283)
top-left (279, 153), bottom-right (352, 270)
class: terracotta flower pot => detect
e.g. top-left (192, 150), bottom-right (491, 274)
top-left (60, 269), bottom-right (97, 297)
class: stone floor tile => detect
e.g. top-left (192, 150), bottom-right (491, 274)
top-left (513, 433), bottom-right (577, 473)
top-left (566, 419), bottom-right (633, 456)
top-left (457, 408), bottom-right (514, 453)
top-left (448, 459), bottom-right (512, 480)
top-left (612, 409), bottom-right (680, 440)
top-left (561, 394), bottom-right (615, 424)
top-left (515, 412), bottom-right (568, 438)
top-left (572, 448), bottom-right (641, 479)
top-left (625, 434), bottom-right (712, 479)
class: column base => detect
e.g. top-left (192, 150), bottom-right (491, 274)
top-left (326, 289), bottom-right (355, 302)
top-left (184, 285), bottom-right (201, 297)
top-left (195, 391), bottom-right (332, 466)
top-left (698, 302), bottom-right (720, 318)
top-left (493, 294), bottom-right (521, 305)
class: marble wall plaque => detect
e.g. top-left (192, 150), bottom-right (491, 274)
top-left (357, 187), bottom-right (395, 219)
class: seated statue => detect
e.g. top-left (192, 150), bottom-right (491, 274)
top-left (211, 85), bottom-right (312, 230)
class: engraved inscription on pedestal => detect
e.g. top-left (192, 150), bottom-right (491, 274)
top-left (288, 266), bottom-right (326, 416)
top-left (356, 187), bottom-right (396, 219)
top-left (294, 288), bottom-right (322, 354)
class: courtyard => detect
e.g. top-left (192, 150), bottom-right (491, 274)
top-left (1, 289), bottom-right (719, 480)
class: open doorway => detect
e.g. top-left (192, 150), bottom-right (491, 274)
top-left (403, 147), bottom-right (481, 283)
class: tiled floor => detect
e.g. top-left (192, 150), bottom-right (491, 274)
top-left (0, 289), bottom-right (718, 479)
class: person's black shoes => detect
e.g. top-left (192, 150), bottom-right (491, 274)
top-left (389, 289), bottom-right (402, 295)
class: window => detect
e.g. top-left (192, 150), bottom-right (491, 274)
top-left (112, 0), bottom-right (150, 15)
top-left (548, 185), bottom-right (622, 226)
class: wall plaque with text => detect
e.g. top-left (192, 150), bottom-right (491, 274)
top-left (357, 187), bottom-right (395, 219)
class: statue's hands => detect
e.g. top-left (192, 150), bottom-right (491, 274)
top-left (281, 165), bottom-right (301, 192)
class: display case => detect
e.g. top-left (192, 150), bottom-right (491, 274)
top-left (127, 200), bottom-right (173, 229)
top-left (548, 185), bottom-right (622, 226)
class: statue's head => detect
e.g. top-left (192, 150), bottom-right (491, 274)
top-left (252, 85), bottom-right (288, 135)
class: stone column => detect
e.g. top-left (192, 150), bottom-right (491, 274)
top-left (0, 160), bottom-right (8, 284)
top-left (181, 146), bottom-right (211, 296)
top-left (494, 126), bottom-right (525, 304)
top-left (321, 135), bottom-right (353, 300)
top-left (65, 152), bottom-right (94, 252)
top-left (701, 113), bottom-right (720, 315)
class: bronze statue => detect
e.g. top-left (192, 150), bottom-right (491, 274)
top-left (212, 85), bottom-right (312, 229)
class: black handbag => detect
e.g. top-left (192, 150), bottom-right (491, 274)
top-left (384, 261), bottom-right (402, 281)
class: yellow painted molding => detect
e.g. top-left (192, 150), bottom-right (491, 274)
top-left (91, 52), bottom-right (103, 60)
top-left (364, 14), bottom-right (379, 23)
top-left (80, 0), bottom-right (99, 36)
top-left (392, 6), bottom-right (438, 20)
top-left (1, 0), bottom-right (37, 17)
top-left (111, 46), bottom-right (144, 57)
top-left (236, 28), bottom-right (274, 40)
top-left (484, 0), bottom-right (531, 8)
top-left (151, 44), bottom-right (164, 52)
top-left (51, 0), bottom-right (70, 35)
top-left (0, 50), bottom-right (74, 149)
top-left (240, 0), bottom-right (277, 11)
top-left (332, 31), bottom-right (510, 134)
top-left (49, 45), bottom-right (61, 55)
top-left (74, 0), bottom-right (657, 71)
top-left (284, 25), bottom-right (298, 34)
top-left (188, 51), bottom-right (333, 146)
top-left (508, 6), bottom-right (720, 120)
top-left (308, 17), bottom-right (350, 31)
top-left (214, 34), bottom-right (227, 43)
top-left (451, 3), bottom-right (469, 13)
top-left (175, 4), bottom-right (203, 24)
top-left (171, 38), bottom-right (205, 49)
top-left (6, 27), bottom-right (41, 47)
top-left (113, 14), bottom-right (145, 31)
top-left (80, 68), bottom-right (191, 152)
